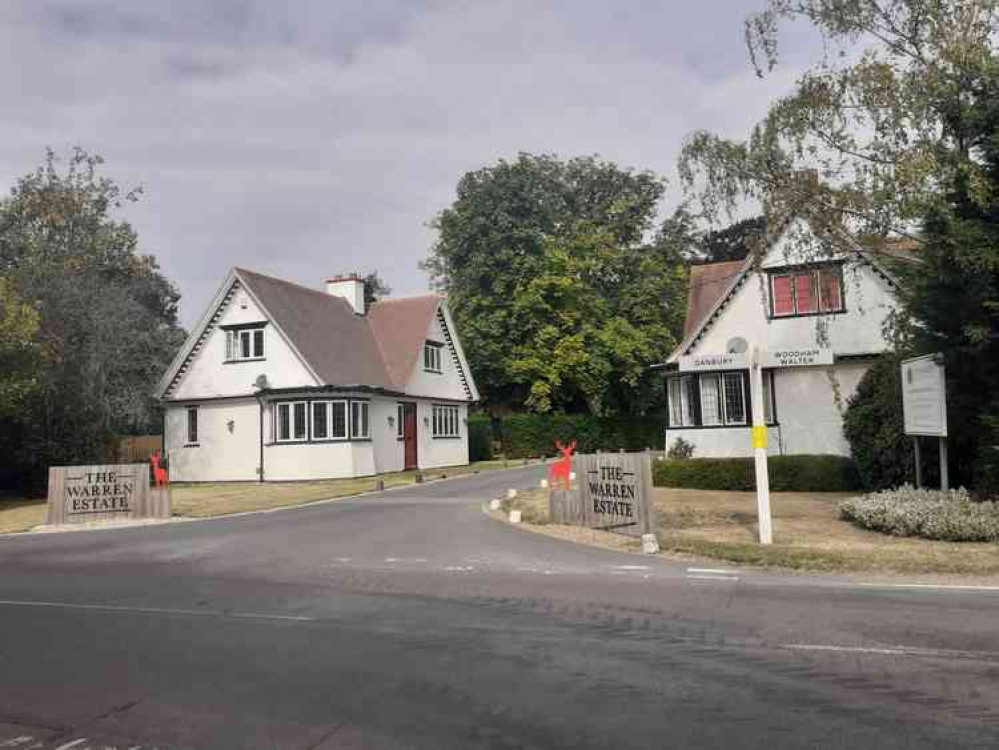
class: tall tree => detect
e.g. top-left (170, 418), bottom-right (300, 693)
top-left (678, 1), bottom-right (999, 490)
top-left (699, 215), bottom-right (767, 263)
top-left (423, 153), bottom-right (686, 415)
top-left (362, 271), bottom-right (391, 307)
top-left (0, 277), bottom-right (42, 419)
top-left (0, 148), bottom-right (186, 489)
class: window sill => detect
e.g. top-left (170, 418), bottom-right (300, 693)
top-left (768, 309), bottom-right (846, 320)
top-left (432, 435), bottom-right (462, 440)
top-left (424, 369), bottom-right (443, 375)
top-left (223, 358), bottom-right (267, 364)
top-left (666, 423), bottom-right (778, 431)
top-left (183, 443), bottom-right (200, 448)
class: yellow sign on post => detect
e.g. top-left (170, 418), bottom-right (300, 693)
top-left (751, 425), bottom-right (768, 449)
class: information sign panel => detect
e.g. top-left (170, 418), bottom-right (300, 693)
top-left (902, 354), bottom-right (947, 437)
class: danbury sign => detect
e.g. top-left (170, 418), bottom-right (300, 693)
top-left (45, 463), bottom-right (171, 525)
top-left (678, 353), bottom-right (748, 372)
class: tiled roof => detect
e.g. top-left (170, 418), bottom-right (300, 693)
top-left (234, 268), bottom-right (446, 392)
top-left (682, 260), bottom-right (747, 339)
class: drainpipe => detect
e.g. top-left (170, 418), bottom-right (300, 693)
top-left (255, 394), bottom-right (265, 483)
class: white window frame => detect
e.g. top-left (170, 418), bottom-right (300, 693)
top-left (309, 399), bottom-right (348, 441)
top-left (351, 401), bottom-right (370, 440)
top-left (225, 326), bottom-right (265, 361)
top-left (424, 342), bottom-right (443, 373)
top-left (722, 373), bottom-right (747, 426)
top-left (667, 376), bottom-right (696, 427)
top-left (769, 266), bottom-right (845, 318)
top-left (186, 406), bottom-right (199, 445)
top-left (275, 401), bottom-right (308, 443)
top-left (432, 404), bottom-right (460, 438)
top-left (762, 371), bottom-right (776, 425)
top-left (698, 374), bottom-right (723, 426)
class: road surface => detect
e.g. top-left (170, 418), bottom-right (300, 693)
top-left (1, 465), bottom-right (997, 749)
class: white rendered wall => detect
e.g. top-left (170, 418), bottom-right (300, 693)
top-left (404, 311), bottom-right (471, 402)
top-left (416, 401), bottom-right (469, 469)
top-left (371, 397), bottom-right (405, 474)
top-left (171, 284), bottom-right (318, 401)
top-left (666, 363), bottom-right (870, 458)
top-left (164, 399), bottom-right (260, 482)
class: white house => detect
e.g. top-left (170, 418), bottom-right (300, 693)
top-left (664, 218), bottom-right (911, 458)
top-left (155, 269), bottom-right (479, 482)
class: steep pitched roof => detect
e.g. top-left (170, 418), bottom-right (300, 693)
top-left (367, 295), bottom-right (443, 388)
top-left (683, 260), bottom-right (748, 339)
top-left (157, 268), bottom-right (475, 399)
top-left (235, 268), bottom-right (394, 390)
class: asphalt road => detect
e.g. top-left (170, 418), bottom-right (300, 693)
top-left (1, 465), bottom-right (997, 749)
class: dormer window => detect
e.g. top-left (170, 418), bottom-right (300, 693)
top-left (424, 341), bottom-right (443, 373)
top-left (224, 323), bottom-right (266, 362)
top-left (769, 266), bottom-right (844, 318)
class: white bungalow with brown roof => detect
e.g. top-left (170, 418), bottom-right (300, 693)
top-left (155, 269), bottom-right (479, 482)
top-left (664, 220), bottom-right (906, 458)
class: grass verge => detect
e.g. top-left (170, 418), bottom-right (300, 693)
top-left (0, 459), bottom-right (516, 533)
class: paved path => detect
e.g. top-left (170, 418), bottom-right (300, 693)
top-left (0, 466), bottom-right (997, 749)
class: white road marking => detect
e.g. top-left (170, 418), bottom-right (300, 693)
top-left (0, 599), bottom-right (315, 622)
top-left (383, 557), bottom-right (427, 564)
top-left (442, 565), bottom-right (474, 572)
top-left (333, 557), bottom-right (352, 563)
top-left (611, 565), bottom-right (650, 571)
top-left (54, 740), bottom-right (88, 750)
top-left (782, 643), bottom-right (999, 661)
top-left (857, 582), bottom-right (999, 593)
top-left (686, 574), bottom-right (740, 582)
top-left (687, 568), bottom-right (737, 575)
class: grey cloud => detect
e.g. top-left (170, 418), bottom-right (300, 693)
top-left (0, 1), bottom-right (811, 327)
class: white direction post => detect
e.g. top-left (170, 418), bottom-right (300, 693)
top-left (749, 346), bottom-right (773, 545)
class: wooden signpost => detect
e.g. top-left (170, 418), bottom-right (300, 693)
top-left (45, 463), bottom-right (171, 526)
top-left (549, 451), bottom-right (658, 552)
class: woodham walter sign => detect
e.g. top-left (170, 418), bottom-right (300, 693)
top-left (762, 347), bottom-right (834, 368)
top-left (45, 463), bottom-right (171, 525)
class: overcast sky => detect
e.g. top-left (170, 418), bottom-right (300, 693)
top-left (0, 1), bottom-right (814, 326)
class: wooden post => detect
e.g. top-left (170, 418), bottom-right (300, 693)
top-left (750, 346), bottom-right (773, 545)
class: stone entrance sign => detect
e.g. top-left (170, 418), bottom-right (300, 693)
top-left (550, 452), bottom-right (655, 540)
top-left (45, 463), bottom-right (171, 525)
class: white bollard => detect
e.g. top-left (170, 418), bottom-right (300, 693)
top-left (641, 533), bottom-right (660, 555)
top-left (489, 498), bottom-right (501, 510)
top-left (540, 478), bottom-right (549, 489)
top-left (506, 488), bottom-right (518, 499)
top-left (509, 509), bottom-right (522, 524)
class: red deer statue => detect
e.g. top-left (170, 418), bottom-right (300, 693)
top-left (150, 450), bottom-right (169, 488)
top-left (548, 440), bottom-right (576, 490)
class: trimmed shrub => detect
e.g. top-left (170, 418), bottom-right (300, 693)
top-left (842, 355), bottom-right (915, 491)
top-left (498, 413), bottom-right (665, 458)
top-left (653, 455), bottom-right (860, 493)
top-left (468, 415), bottom-right (493, 462)
top-left (840, 486), bottom-right (999, 542)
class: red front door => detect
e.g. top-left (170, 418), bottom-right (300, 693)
top-left (403, 403), bottom-right (418, 470)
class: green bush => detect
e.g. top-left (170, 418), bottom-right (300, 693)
top-left (840, 486), bottom-right (999, 542)
top-left (468, 415), bottom-right (493, 462)
top-left (842, 355), bottom-right (915, 491)
top-left (653, 455), bottom-right (860, 492)
top-left (498, 413), bottom-right (665, 458)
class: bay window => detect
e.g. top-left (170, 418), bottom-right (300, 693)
top-left (275, 401), bottom-right (308, 442)
top-left (351, 401), bottom-right (370, 440)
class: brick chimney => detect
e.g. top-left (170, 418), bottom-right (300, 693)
top-left (325, 274), bottom-right (366, 315)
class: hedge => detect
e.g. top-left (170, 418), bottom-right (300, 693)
top-left (468, 415), bottom-right (493, 462)
top-left (653, 455), bottom-right (860, 492)
top-left (498, 413), bottom-right (666, 458)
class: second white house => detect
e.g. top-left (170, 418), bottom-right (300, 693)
top-left (155, 269), bottom-right (479, 482)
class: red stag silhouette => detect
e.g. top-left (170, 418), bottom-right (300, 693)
top-left (150, 450), bottom-right (169, 488)
top-left (548, 440), bottom-right (576, 490)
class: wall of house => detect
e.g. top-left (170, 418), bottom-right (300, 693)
top-left (164, 398), bottom-right (261, 481)
top-left (666, 362), bottom-right (870, 458)
top-left (416, 401), bottom-right (469, 469)
top-left (688, 236), bottom-right (897, 360)
top-left (371, 397), bottom-right (405, 474)
top-left (405, 310), bottom-right (471, 402)
top-left (263, 441), bottom-right (367, 481)
top-left (170, 284), bottom-right (318, 401)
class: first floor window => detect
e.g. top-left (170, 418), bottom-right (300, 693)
top-left (432, 404), bottom-right (460, 438)
top-left (225, 326), bottom-right (265, 361)
top-left (186, 406), bottom-right (199, 444)
top-left (667, 371), bottom-right (775, 428)
top-left (770, 266), bottom-right (844, 317)
top-left (424, 342), bottom-right (443, 373)
top-left (276, 401), bottom-right (307, 442)
top-left (351, 401), bottom-right (370, 439)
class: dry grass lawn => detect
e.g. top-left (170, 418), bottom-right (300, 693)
top-left (655, 488), bottom-right (999, 576)
top-left (0, 460), bottom-right (513, 532)
top-left (500, 485), bottom-right (999, 576)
